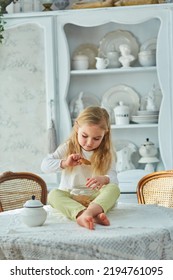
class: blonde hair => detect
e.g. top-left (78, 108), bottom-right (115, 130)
top-left (65, 106), bottom-right (116, 175)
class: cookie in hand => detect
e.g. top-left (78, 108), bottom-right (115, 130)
top-left (79, 158), bottom-right (91, 165)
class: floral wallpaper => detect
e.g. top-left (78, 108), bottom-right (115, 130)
top-left (0, 23), bottom-right (48, 173)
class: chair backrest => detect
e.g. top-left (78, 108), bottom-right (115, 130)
top-left (137, 170), bottom-right (173, 208)
top-left (0, 171), bottom-right (48, 212)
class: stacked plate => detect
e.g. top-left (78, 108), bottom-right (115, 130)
top-left (131, 110), bottom-right (159, 124)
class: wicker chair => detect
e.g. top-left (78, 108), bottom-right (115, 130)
top-left (137, 170), bottom-right (173, 208)
top-left (0, 171), bottom-right (48, 212)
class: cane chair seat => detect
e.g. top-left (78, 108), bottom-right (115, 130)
top-left (137, 170), bottom-right (173, 208)
top-left (0, 171), bottom-right (47, 212)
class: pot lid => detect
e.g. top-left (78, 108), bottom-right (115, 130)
top-left (23, 195), bottom-right (43, 208)
top-left (142, 138), bottom-right (154, 147)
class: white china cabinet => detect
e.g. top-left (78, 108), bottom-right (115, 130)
top-left (1, 4), bottom-right (173, 202)
top-left (56, 4), bottom-right (173, 202)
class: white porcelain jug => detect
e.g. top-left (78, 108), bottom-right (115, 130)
top-left (95, 57), bottom-right (109, 70)
top-left (22, 195), bottom-right (47, 227)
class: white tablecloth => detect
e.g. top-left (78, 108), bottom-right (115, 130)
top-left (0, 203), bottom-right (173, 260)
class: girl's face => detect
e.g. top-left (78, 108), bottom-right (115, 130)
top-left (77, 123), bottom-right (105, 151)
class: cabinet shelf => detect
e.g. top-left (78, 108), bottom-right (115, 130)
top-left (70, 66), bottom-right (156, 76)
top-left (111, 123), bottom-right (158, 129)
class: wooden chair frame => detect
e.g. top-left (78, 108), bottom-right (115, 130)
top-left (137, 170), bottom-right (173, 208)
top-left (0, 171), bottom-right (47, 212)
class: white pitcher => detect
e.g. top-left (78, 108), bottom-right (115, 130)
top-left (95, 57), bottom-right (109, 70)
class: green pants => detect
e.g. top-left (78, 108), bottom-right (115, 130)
top-left (48, 183), bottom-right (120, 221)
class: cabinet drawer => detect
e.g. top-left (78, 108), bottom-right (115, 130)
top-left (118, 169), bottom-right (149, 192)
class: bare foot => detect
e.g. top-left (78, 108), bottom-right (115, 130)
top-left (76, 212), bottom-right (95, 230)
top-left (76, 203), bottom-right (110, 229)
top-left (94, 213), bottom-right (110, 226)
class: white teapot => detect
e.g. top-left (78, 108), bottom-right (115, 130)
top-left (22, 195), bottom-right (47, 227)
top-left (139, 138), bottom-right (158, 158)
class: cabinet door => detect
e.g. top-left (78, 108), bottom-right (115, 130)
top-left (0, 15), bottom-right (56, 176)
top-left (56, 6), bottom-right (172, 174)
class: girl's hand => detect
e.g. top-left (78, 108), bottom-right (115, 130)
top-left (61, 154), bottom-right (82, 168)
top-left (86, 176), bottom-right (109, 190)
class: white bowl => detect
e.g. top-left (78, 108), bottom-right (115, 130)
top-left (70, 186), bottom-right (97, 196)
top-left (72, 55), bottom-right (89, 70)
top-left (138, 51), bottom-right (156, 67)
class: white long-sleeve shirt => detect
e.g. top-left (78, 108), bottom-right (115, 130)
top-left (41, 142), bottom-right (118, 190)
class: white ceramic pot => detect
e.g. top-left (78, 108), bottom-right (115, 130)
top-left (138, 50), bottom-right (156, 67)
top-left (72, 55), bottom-right (89, 70)
top-left (114, 101), bottom-right (130, 125)
top-left (22, 195), bottom-right (47, 227)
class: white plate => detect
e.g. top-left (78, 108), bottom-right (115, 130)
top-left (72, 43), bottom-right (98, 69)
top-left (69, 93), bottom-right (100, 117)
top-left (137, 110), bottom-right (159, 116)
top-left (131, 115), bottom-right (158, 124)
top-left (140, 38), bottom-right (157, 51)
top-left (131, 119), bottom-right (158, 124)
top-left (102, 84), bottom-right (140, 118)
top-left (98, 30), bottom-right (139, 60)
top-left (132, 115), bottom-right (158, 119)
